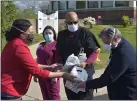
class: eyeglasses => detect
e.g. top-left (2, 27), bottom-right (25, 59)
top-left (66, 21), bottom-right (78, 25)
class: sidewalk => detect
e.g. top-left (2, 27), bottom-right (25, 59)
top-left (22, 43), bottom-right (108, 100)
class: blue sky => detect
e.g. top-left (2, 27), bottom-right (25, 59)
top-left (14, 1), bottom-right (49, 10)
top-left (14, 1), bottom-right (27, 10)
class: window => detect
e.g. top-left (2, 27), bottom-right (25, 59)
top-left (76, 1), bottom-right (86, 9)
top-left (66, 1), bottom-right (76, 10)
top-left (52, 1), bottom-right (58, 11)
top-left (101, 1), bottom-right (113, 8)
top-left (87, 1), bottom-right (98, 8)
top-left (58, 1), bottom-right (66, 10)
top-left (115, 1), bottom-right (129, 7)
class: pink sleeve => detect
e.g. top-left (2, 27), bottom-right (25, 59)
top-left (85, 51), bottom-right (97, 64)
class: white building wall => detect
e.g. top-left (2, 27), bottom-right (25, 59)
top-left (129, 1), bottom-right (136, 7)
top-left (47, 1), bottom-right (136, 12)
top-left (98, 1), bottom-right (101, 8)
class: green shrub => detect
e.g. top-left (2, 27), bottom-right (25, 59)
top-left (1, 1), bottom-right (18, 39)
top-left (83, 17), bottom-right (96, 29)
top-left (122, 15), bottom-right (130, 27)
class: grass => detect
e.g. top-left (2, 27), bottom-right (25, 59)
top-left (91, 25), bottom-right (136, 70)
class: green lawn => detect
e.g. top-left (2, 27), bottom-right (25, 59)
top-left (91, 25), bottom-right (136, 70)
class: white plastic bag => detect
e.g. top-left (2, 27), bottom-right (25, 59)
top-left (62, 54), bottom-right (80, 71)
top-left (63, 48), bottom-right (88, 93)
top-left (65, 66), bottom-right (88, 93)
top-left (71, 66), bottom-right (88, 81)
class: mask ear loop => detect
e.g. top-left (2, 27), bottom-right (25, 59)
top-left (112, 28), bottom-right (116, 39)
top-left (109, 28), bottom-right (116, 47)
top-left (12, 26), bottom-right (25, 33)
top-left (12, 26), bottom-right (28, 40)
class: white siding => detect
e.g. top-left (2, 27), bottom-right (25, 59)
top-left (129, 1), bottom-right (136, 7)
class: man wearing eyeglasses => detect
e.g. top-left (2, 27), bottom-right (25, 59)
top-left (56, 11), bottom-right (100, 100)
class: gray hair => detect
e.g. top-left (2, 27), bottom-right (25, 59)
top-left (99, 26), bottom-right (121, 40)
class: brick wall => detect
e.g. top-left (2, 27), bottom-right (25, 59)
top-left (133, 9), bottom-right (136, 23)
top-left (59, 7), bottom-right (136, 25)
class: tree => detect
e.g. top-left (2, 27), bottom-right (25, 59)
top-left (1, 1), bottom-right (18, 38)
top-left (1, 1), bottom-right (18, 50)
top-left (17, 8), bottom-right (37, 19)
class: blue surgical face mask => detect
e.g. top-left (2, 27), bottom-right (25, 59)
top-left (44, 34), bottom-right (54, 42)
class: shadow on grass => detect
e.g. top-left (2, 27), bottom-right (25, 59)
top-left (94, 94), bottom-right (109, 100)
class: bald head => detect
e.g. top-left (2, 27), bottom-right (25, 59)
top-left (65, 12), bottom-right (79, 23)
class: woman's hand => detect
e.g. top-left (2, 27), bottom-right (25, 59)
top-left (48, 71), bottom-right (76, 82)
top-left (62, 72), bottom-right (77, 82)
top-left (38, 64), bottom-right (58, 70)
top-left (51, 63), bottom-right (63, 71)
top-left (78, 62), bottom-right (89, 68)
top-left (50, 63), bottom-right (58, 68)
top-left (56, 63), bottom-right (63, 70)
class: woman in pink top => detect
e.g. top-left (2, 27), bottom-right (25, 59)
top-left (34, 26), bottom-right (62, 100)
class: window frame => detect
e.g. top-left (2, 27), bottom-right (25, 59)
top-left (58, 1), bottom-right (66, 11)
top-left (66, 1), bottom-right (76, 10)
top-left (101, 1), bottom-right (113, 8)
top-left (76, 1), bottom-right (86, 9)
top-left (51, 1), bottom-right (58, 11)
top-left (115, 1), bottom-right (129, 7)
top-left (87, 1), bottom-right (98, 8)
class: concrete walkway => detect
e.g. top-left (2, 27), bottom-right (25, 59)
top-left (22, 43), bottom-right (108, 100)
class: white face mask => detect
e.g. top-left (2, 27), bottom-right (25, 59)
top-left (44, 34), bottom-right (54, 42)
top-left (103, 44), bottom-right (111, 52)
top-left (67, 24), bottom-right (78, 32)
top-left (103, 28), bottom-right (121, 52)
top-left (103, 42), bottom-right (119, 52)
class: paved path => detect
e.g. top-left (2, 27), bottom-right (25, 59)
top-left (22, 43), bottom-right (109, 100)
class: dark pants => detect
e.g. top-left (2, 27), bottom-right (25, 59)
top-left (64, 80), bottom-right (94, 100)
top-left (64, 65), bottom-right (95, 100)
top-left (1, 92), bottom-right (22, 100)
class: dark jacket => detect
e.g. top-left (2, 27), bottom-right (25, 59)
top-left (86, 38), bottom-right (137, 100)
top-left (56, 27), bottom-right (99, 76)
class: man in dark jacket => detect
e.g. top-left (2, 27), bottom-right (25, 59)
top-left (78, 26), bottom-right (137, 100)
top-left (56, 11), bottom-right (100, 100)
